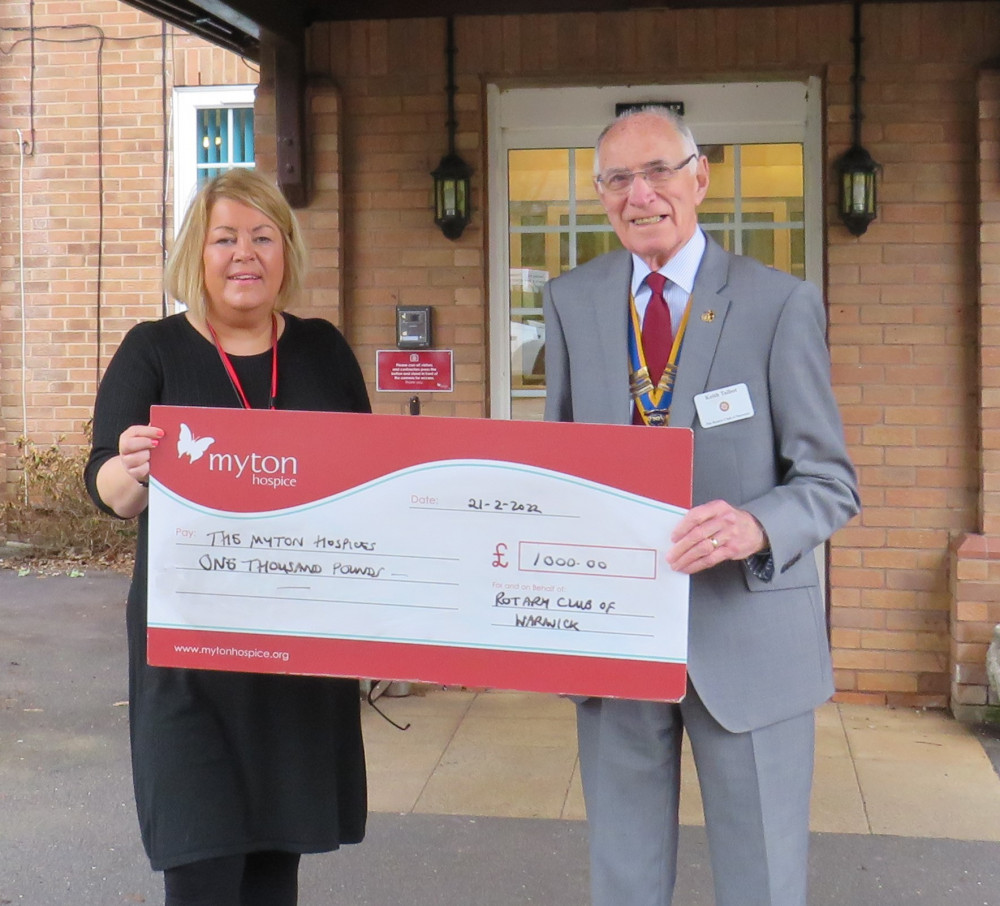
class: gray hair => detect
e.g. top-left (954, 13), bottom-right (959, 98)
top-left (593, 105), bottom-right (700, 177)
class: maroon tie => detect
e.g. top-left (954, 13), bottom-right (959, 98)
top-left (642, 271), bottom-right (673, 387)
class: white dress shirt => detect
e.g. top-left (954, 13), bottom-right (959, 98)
top-left (629, 227), bottom-right (707, 331)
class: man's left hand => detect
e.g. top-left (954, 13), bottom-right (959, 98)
top-left (666, 500), bottom-right (767, 575)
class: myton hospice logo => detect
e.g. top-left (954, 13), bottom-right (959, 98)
top-left (176, 422), bottom-right (299, 488)
top-left (177, 423), bottom-right (215, 462)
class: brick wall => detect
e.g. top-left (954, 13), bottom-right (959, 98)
top-left (288, 2), bottom-right (999, 708)
top-left (0, 0), bottom-right (256, 495)
top-left (824, 4), bottom-right (989, 709)
top-left (948, 64), bottom-right (1000, 720)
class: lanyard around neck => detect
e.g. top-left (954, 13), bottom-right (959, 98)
top-left (206, 314), bottom-right (278, 410)
top-left (628, 291), bottom-right (693, 426)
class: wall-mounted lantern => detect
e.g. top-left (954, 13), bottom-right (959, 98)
top-left (837, 1), bottom-right (880, 237)
top-left (838, 143), bottom-right (879, 236)
top-left (432, 152), bottom-right (471, 240)
top-left (431, 17), bottom-right (471, 240)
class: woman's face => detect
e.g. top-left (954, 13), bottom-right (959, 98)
top-left (202, 198), bottom-right (285, 322)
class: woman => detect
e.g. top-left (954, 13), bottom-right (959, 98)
top-left (85, 168), bottom-right (370, 905)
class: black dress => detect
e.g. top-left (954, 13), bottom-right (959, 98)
top-left (85, 312), bottom-right (370, 871)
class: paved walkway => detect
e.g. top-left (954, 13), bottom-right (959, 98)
top-left (3, 570), bottom-right (1000, 904)
top-left (363, 684), bottom-right (1000, 840)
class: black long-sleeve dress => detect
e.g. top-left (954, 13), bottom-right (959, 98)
top-left (85, 311), bottom-right (370, 871)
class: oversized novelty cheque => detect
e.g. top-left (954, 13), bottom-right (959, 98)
top-left (146, 406), bottom-right (693, 701)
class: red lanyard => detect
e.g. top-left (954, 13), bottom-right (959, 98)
top-left (206, 314), bottom-right (278, 410)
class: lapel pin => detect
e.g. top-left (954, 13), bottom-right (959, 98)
top-left (701, 310), bottom-right (715, 322)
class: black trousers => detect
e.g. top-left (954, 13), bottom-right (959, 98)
top-left (163, 850), bottom-right (300, 906)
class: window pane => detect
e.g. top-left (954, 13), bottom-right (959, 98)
top-left (742, 213), bottom-right (776, 268)
top-left (509, 149), bottom-right (569, 221)
top-left (507, 148), bottom-right (622, 411)
top-left (560, 214), bottom-right (621, 268)
top-left (196, 106), bottom-right (255, 184)
top-left (510, 313), bottom-right (546, 391)
top-left (741, 144), bottom-right (803, 197)
top-left (508, 149), bottom-right (566, 409)
top-left (700, 143), bottom-right (803, 272)
top-left (700, 211), bottom-right (735, 254)
top-left (740, 144), bottom-right (804, 277)
top-left (200, 109), bottom-right (223, 164)
top-left (701, 144), bottom-right (734, 201)
top-left (232, 108), bottom-right (255, 163)
top-left (575, 147), bottom-right (597, 196)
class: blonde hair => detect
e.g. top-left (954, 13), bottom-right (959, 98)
top-left (165, 168), bottom-right (308, 318)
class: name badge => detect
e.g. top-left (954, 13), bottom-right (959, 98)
top-left (694, 382), bottom-right (754, 428)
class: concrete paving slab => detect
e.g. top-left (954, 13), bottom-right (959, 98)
top-left (450, 711), bottom-right (578, 749)
top-left (562, 761), bottom-right (586, 821)
top-left (814, 712), bottom-right (852, 759)
top-left (854, 757), bottom-right (1000, 841)
top-left (811, 755), bottom-right (869, 835)
top-left (415, 740), bottom-right (579, 818)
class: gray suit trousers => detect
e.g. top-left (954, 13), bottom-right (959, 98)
top-left (576, 687), bottom-right (814, 906)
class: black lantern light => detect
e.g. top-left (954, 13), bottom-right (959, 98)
top-left (431, 17), bottom-right (471, 240)
top-left (837, 1), bottom-right (880, 237)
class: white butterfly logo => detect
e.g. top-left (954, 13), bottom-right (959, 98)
top-left (177, 423), bottom-right (215, 463)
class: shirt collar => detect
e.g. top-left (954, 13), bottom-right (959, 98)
top-left (629, 228), bottom-right (707, 297)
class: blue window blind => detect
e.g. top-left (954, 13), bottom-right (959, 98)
top-left (196, 107), bottom-right (255, 184)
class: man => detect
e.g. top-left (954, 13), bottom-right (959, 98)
top-left (542, 107), bottom-right (859, 906)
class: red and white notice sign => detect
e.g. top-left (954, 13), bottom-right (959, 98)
top-left (146, 407), bottom-right (693, 702)
top-left (376, 349), bottom-right (453, 392)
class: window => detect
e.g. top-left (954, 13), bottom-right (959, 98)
top-left (173, 85), bottom-right (256, 229)
top-left (507, 147), bottom-right (623, 419)
top-left (195, 106), bottom-right (255, 184)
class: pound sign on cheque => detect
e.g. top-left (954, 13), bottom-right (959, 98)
top-left (492, 543), bottom-right (509, 569)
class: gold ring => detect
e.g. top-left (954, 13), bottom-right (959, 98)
top-left (709, 536), bottom-right (719, 549)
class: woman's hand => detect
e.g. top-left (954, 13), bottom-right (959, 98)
top-left (96, 424), bottom-right (165, 518)
top-left (118, 424), bottom-right (165, 486)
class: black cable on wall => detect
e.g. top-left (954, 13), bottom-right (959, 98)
top-left (1, 19), bottom-right (172, 386)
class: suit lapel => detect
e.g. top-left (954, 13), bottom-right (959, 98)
top-left (588, 251), bottom-right (633, 422)
top-left (670, 237), bottom-right (732, 429)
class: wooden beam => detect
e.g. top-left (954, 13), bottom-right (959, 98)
top-left (126, 0), bottom-right (944, 44)
top-left (264, 31), bottom-right (310, 208)
top-left (216, 0), bottom-right (302, 44)
top-left (121, 0), bottom-right (261, 57)
top-left (300, 0), bottom-right (863, 20)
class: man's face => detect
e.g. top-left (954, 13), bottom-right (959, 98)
top-left (595, 114), bottom-right (710, 271)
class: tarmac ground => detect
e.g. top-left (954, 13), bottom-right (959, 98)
top-left (2, 570), bottom-right (1000, 905)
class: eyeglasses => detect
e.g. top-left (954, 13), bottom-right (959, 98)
top-left (595, 155), bottom-right (698, 195)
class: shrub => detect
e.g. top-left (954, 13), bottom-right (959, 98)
top-left (2, 423), bottom-right (136, 570)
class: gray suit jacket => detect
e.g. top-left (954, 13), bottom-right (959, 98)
top-left (543, 235), bottom-right (860, 733)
